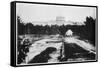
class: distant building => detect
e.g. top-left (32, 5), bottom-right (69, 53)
top-left (65, 29), bottom-right (73, 36)
top-left (56, 16), bottom-right (65, 22)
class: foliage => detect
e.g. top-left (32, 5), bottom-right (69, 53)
top-left (17, 16), bottom-right (95, 44)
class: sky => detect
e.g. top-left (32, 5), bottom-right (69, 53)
top-left (16, 3), bottom-right (96, 25)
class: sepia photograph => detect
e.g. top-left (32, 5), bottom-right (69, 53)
top-left (15, 2), bottom-right (97, 66)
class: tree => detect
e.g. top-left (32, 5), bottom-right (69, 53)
top-left (25, 23), bottom-right (34, 34)
top-left (17, 16), bottom-right (25, 35)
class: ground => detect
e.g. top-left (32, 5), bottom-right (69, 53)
top-left (18, 34), bottom-right (96, 64)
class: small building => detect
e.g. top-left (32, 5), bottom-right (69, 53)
top-left (65, 29), bottom-right (73, 36)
